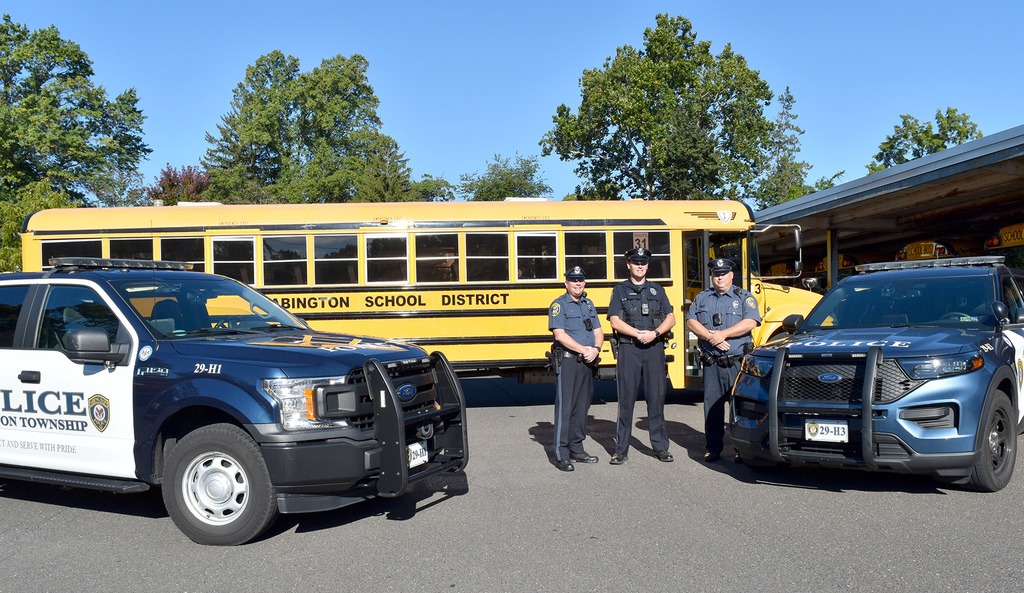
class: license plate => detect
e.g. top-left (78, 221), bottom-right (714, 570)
top-left (407, 440), bottom-right (429, 468)
top-left (804, 419), bottom-right (848, 443)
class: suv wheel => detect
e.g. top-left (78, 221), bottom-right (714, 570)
top-left (966, 392), bottom-right (1016, 492)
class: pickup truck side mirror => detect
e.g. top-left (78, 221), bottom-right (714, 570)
top-left (64, 327), bottom-right (129, 366)
top-left (782, 314), bottom-right (804, 332)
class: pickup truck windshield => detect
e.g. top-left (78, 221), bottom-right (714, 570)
top-left (108, 275), bottom-right (309, 337)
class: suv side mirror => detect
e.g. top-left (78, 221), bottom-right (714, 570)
top-left (782, 314), bottom-right (804, 332)
top-left (64, 327), bottom-right (128, 366)
top-left (992, 302), bottom-right (1009, 324)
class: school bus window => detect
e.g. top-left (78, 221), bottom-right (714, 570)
top-left (263, 235), bottom-right (308, 286)
top-left (415, 233), bottom-right (459, 283)
top-left (313, 234), bottom-right (357, 285)
top-left (516, 233), bottom-right (556, 280)
top-left (160, 237), bottom-right (205, 272)
top-left (0, 285), bottom-right (28, 348)
top-left (565, 231), bottom-right (607, 279)
top-left (612, 231), bottom-right (670, 278)
top-left (366, 235), bottom-right (408, 283)
top-left (466, 232), bottom-right (509, 282)
top-left (213, 237), bottom-right (255, 284)
top-left (110, 238), bottom-right (153, 260)
top-left (41, 240), bottom-right (101, 269)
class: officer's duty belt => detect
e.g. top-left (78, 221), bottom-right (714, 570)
top-left (700, 351), bottom-right (741, 368)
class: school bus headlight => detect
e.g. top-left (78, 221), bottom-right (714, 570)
top-left (263, 377), bottom-right (349, 430)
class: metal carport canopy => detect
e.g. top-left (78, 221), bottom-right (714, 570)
top-left (754, 123), bottom-right (1024, 286)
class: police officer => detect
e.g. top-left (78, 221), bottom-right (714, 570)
top-left (549, 266), bottom-right (604, 472)
top-left (607, 248), bottom-right (676, 465)
top-left (684, 258), bottom-right (761, 462)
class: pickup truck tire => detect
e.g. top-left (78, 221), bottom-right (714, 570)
top-left (162, 424), bottom-right (279, 545)
top-left (966, 392), bottom-right (1016, 492)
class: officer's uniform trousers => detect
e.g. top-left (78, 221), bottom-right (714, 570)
top-left (614, 340), bottom-right (669, 454)
top-left (554, 354), bottom-right (593, 461)
top-left (702, 356), bottom-right (740, 456)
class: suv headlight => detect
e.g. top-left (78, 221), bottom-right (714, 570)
top-left (897, 352), bottom-right (984, 380)
top-left (739, 355), bottom-right (774, 378)
top-left (263, 376), bottom-right (348, 430)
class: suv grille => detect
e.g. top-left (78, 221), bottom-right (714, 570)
top-left (776, 358), bottom-right (923, 404)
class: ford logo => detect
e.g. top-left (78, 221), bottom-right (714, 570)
top-left (396, 383), bottom-right (418, 402)
top-left (818, 373), bottom-right (842, 384)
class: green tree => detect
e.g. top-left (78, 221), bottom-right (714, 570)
top-left (352, 134), bottom-right (415, 202)
top-left (458, 154), bottom-right (552, 201)
top-left (540, 14), bottom-right (773, 201)
top-left (0, 14), bottom-right (150, 205)
top-left (752, 87), bottom-right (812, 210)
top-left (410, 174), bottom-right (456, 202)
top-left (144, 164), bottom-right (211, 206)
top-left (867, 108), bottom-right (982, 173)
top-left (0, 179), bottom-right (76, 271)
top-left (203, 50), bottom-right (395, 203)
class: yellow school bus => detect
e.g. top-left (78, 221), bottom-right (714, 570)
top-left (985, 221), bottom-right (1024, 267)
top-left (20, 200), bottom-right (818, 390)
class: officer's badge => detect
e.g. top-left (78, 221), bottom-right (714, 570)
top-left (551, 303), bottom-right (560, 316)
top-left (89, 395), bottom-right (110, 433)
top-left (715, 258), bottom-right (725, 268)
top-left (637, 248), bottom-right (648, 257)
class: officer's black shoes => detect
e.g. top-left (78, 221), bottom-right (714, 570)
top-left (703, 451), bottom-right (721, 463)
top-left (609, 453), bottom-right (627, 465)
top-left (570, 451), bottom-right (599, 464)
top-left (556, 459), bottom-right (575, 472)
top-left (656, 450), bottom-right (674, 462)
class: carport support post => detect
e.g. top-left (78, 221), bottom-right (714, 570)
top-left (827, 228), bottom-right (840, 289)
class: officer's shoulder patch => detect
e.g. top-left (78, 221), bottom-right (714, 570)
top-left (745, 296), bottom-right (757, 310)
top-left (551, 303), bottom-right (560, 316)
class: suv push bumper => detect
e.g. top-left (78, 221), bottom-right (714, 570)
top-left (730, 346), bottom-right (979, 480)
top-left (263, 352), bottom-right (469, 514)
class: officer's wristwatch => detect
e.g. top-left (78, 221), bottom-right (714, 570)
top-left (653, 330), bottom-right (661, 339)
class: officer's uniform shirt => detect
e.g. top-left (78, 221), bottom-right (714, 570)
top-left (607, 280), bottom-right (673, 334)
top-left (549, 292), bottom-right (600, 347)
top-left (686, 285), bottom-right (761, 356)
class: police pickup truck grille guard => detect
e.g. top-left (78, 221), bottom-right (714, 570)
top-left (362, 352), bottom-right (468, 497)
top-left (764, 346), bottom-right (917, 465)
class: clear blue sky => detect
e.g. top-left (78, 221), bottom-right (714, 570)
top-left (10, 1), bottom-right (1024, 203)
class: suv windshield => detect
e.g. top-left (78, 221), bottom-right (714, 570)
top-left (800, 274), bottom-right (997, 331)
top-left (108, 275), bottom-right (308, 337)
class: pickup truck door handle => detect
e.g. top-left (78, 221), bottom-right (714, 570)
top-left (18, 370), bottom-right (41, 384)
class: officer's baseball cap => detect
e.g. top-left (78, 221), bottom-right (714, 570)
top-left (625, 247), bottom-right (651, 264)
top-left (565, 266), bottom-right (586, 281)
top-left (708, 258), bottom-right (736, 276)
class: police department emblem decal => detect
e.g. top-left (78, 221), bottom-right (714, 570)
top-left (89, 395), bottom-right (110, 433)
top-left (807, 422), bottom-right (819, 438)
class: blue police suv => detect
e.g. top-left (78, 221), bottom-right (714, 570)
top-left (730, 256), bottom-right (1024, 491)
top-left (0, 258), bottom-right (468, 544)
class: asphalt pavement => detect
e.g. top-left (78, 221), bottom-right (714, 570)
top-left (3, 377), bottom-right (1024, 593)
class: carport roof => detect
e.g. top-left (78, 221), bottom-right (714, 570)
top-left (755, 123), bottom-right (1024, 257)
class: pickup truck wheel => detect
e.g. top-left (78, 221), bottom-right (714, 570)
top-left (162, 424), bottom-right (278, 545)
top-left (967, 392), bottom-right (1016, 492)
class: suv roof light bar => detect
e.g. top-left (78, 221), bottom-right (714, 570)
top-left (49, 257), bottom-right (192, 271)
top-left (855, 256), bottom-right (1005, 273)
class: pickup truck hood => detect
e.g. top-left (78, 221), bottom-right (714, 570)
top-left (165, 330), bottom-right (427, 376)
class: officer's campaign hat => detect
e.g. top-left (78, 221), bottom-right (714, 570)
top-left (564, 266), bottom-right (587, 281)
top-left (708, 258), bottom-right (736, 276)
top-left (625, 247), bottom-right (651, 264)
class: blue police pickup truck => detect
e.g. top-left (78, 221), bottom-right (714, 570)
top-left (0, 258), bottom-right (468, 544)
top-left (730, 256), bottom-right (1024, 491)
